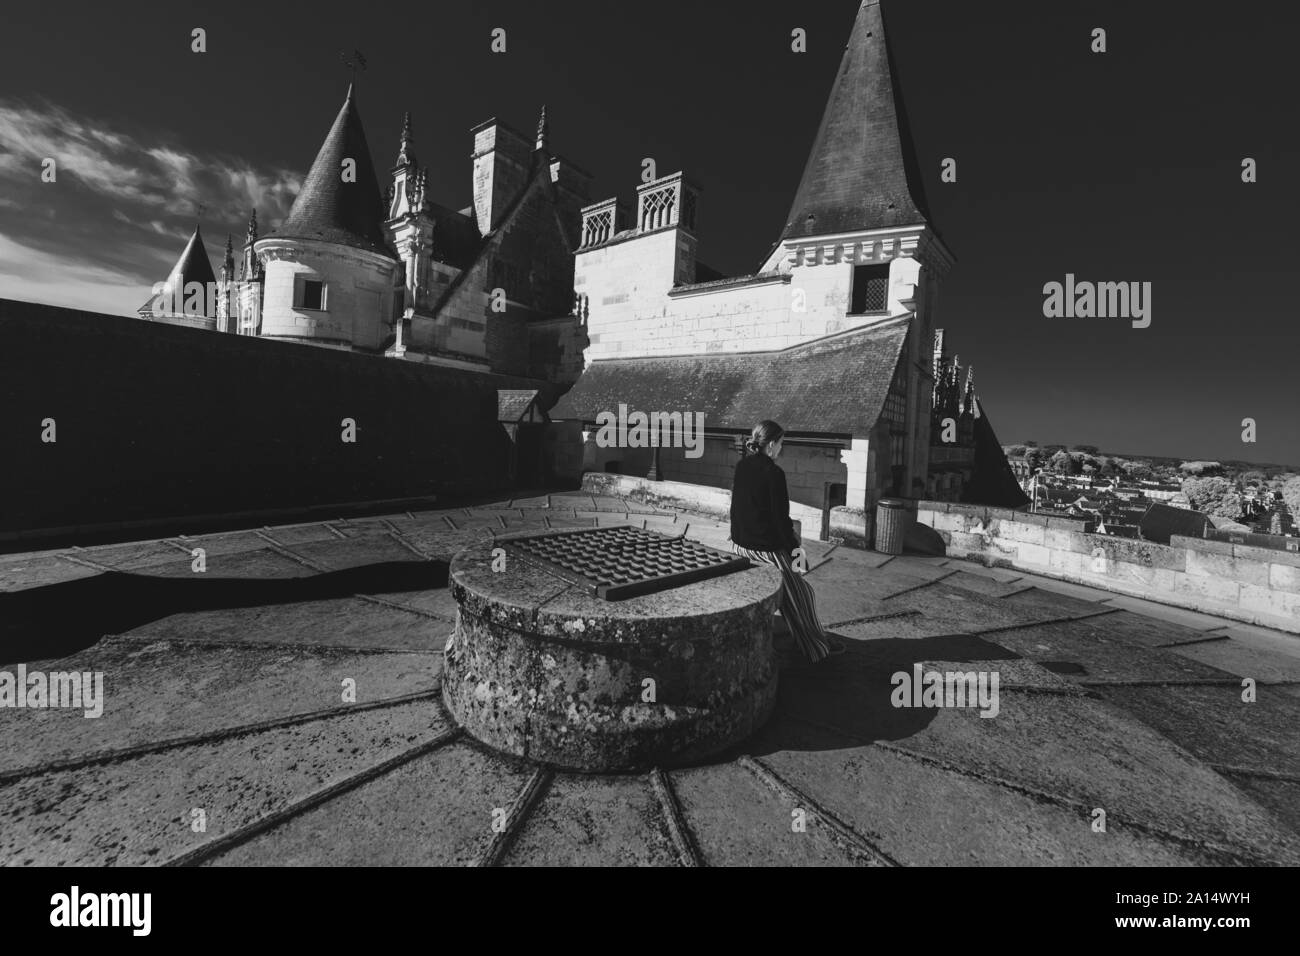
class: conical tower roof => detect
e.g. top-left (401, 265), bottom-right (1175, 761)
top-left (139, 224), bottom-right (218, 315)
top-left (779, 0), bottom-right (932, 241)
top-left (270, 86), bottom-right (397, 259)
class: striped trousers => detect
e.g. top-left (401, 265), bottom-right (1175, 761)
top-left (731, 544), bottom-right (831, 663)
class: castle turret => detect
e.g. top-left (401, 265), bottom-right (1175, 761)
top-left (137, 224), bottom-right (219, 329)
top-left (255, 84), bottom-right (402, 350)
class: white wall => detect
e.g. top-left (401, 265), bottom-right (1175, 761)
top-left (257, 239), bottom-right (400, 350)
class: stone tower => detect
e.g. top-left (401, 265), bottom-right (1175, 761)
top-left (759, 0), bottom-right (953, 499)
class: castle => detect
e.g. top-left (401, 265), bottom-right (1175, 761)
top-left (140, 91), bottom-right (590, 383)
top-left (138, 0), bottom-right (1026, 541)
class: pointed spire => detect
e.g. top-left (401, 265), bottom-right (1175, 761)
top-left (396, 111), bottom-right (417, 168)
top-left (221, 234), bottom-right (235, 280)
top-left (168, 225), bottom-right (217, 292)
top-left (245, 209), bottom-right (258, 243)
top-left (270, 87), bottom-right (396, 258)
top-left (535, 104), bottom-right (549, 153)
top-left (780, 0), bottom-right (931, 240)
top-left (141, 225), bottom-right (218, 316)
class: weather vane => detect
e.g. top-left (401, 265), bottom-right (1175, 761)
top-left (339, 49), bottom-right (368, 86)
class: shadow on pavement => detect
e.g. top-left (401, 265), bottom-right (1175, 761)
top-left (744, 631), bottom-right (1023, 756)
top-left (0, 560), bottom-right (447, 665)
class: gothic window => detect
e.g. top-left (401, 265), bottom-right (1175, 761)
top-left (295, 277), bottom-right (326, 311)
top-left (582, 210), bottom-right (613, 248)
top-left (850, 264), bottom-right (889, 314)
top-left (640, 186), bottom-right (676, 231)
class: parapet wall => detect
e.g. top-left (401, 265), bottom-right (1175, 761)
top-left (582, 474), bottom-right (817, 542)
top-left (917, 501), bottom-right (1300, 635)
top-left (1, 299), bottom-right (550, 538)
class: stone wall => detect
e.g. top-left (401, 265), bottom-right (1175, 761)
top-left (0, 299), bottom-right (549, 537)
top-left (577, 435), bottom-right (845, 513)
top-left (582, 473), bottom-right (820, 543)
top-left (918, 501), bottom-right (1300, 635)
top-left (575, 235), bottom-right (923, 362)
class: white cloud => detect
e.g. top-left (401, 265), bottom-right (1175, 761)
top-left (0, 98), bottom-right (300, 222)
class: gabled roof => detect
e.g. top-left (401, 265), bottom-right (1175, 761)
top-left (551, 316), bottom-right (910, 436)
top-left (779, 0), bottom-right (932, 241)
top-left (138, 225), bottom-right (218, 315)
top-left (268, 86), bottom-right (397, 259)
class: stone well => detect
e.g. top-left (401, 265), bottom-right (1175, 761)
top-left (442, 528), bottom-right (783, 772)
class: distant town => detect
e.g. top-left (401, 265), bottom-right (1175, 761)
top-left (1005, 444), bottom-right (1300, 550)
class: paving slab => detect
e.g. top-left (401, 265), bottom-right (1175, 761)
top-left (745, 720), bottom-right (1234, 866)
top-left (502, 773), bottom-right (679, 867)
top-left (1167, 636), bottom-right (1300, 684)
top-left (127, 596), bottom-right (443, 653)
top-left (809, 694), bottom-right (1300, 864)
top-left (1097, 610), bottom-right (1221, 649)
top-left (1098, 595), bottom-right (1230, 632)
top-left (1092, 684), bottom-right (1300, 778)
top-left (1, 638), bottom-right (436, 775)
top-left (77, 540), bottom-right (188, 569)
top-left (170, 530), bottom-right (269, 557)
top-left (886, 582), bottom-right (1054, 634)
top-left (669, 761), bottom-right (859, 866)
top-left (942, 570), bottom-right (1027, 598)
top-left (1219, 776), bottom-right (1300, 840)
top-left (257, 523), bottom-right (342, 547)
top-left (210, 740), bottom-right (531, 866)
top-left (0, 701), bottom-right (447, 866)
top-left (0, 554), bottom-right (100, 593)
top-left (991, 618), bottom-right (1237, 684)
top-left (286, 535), bottom-right (423, 571)
top-left (1000, 586), bottom-right (1112, 620)
top-left (114, 548), bottom-right (312, 580)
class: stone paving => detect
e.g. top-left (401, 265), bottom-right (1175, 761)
top-left (2, 491), bottom-right (1299, 866)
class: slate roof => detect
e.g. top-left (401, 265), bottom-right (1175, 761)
top-left (1139, 503), bottom-right (1211, 545)
top-left (779, 0), bottom-right (932, 241)
top-left (428, 202), bottom-right (483, 270)
top-left (268, 86), bottom-right (397, 259)
top-left (551, 316), bottom-right (910, 436)
top-left (497, 389), bottom-right (542, 423)
top-left (138, 225), bottom-right (218, 316)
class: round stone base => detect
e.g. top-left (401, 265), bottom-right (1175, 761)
top-left (442, 539), bottom-right (783, 772)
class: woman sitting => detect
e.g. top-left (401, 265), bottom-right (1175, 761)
top-left (729, 420), bottom-right (844, 662)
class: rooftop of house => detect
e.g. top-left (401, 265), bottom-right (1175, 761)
top-left (2, 490), bottom-right (1298, 866)
top-left (552, 315), bottom-right (909, 434)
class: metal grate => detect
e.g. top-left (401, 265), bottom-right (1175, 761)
top-left (502, 525), bottom-right (751, 601)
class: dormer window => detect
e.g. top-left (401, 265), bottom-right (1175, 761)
top-left (295, 277), bottom-right (327, 311)
top-left (849, 264), bottom-right (889, 314)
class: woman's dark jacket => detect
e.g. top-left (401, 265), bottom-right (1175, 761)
top-left (730, 452), bottom-right (799, 552)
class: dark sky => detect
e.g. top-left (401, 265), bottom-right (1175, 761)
top-left (0, 0), bottom-right (1295, 465)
